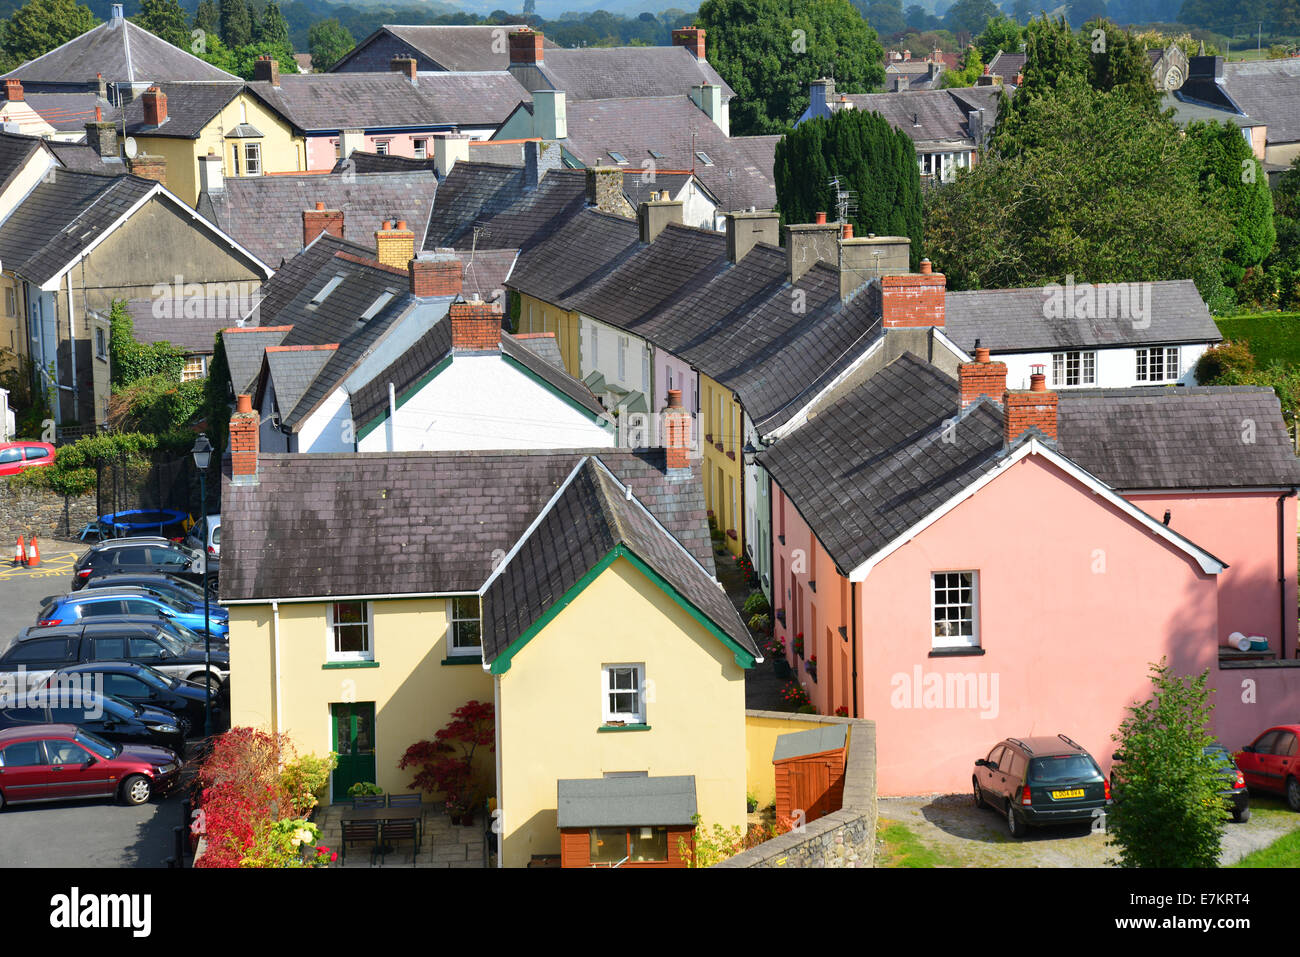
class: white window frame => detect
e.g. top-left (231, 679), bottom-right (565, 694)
top-left (180, 355), bottom-right (206, 382)
top-left (446, 595), bottom-right (481, 657)
top-left (602, 663), bottom-right (645, 724)
top-left (1136, 347), bottom-right (1180, 383)
top-left (1050, 351), bottom-right (1096, 387)
top-left (95, 326), bottom-right (108, 360)
top-left (327, 601), bottom-right (372, 662)
top-left (243, 141), bottom-right (262, 176)
top-left (375, 139), bottom-right (390, 155)
top-left (413, 138), bottom-right (427, 159)
top-left (931, 571), bottom-right (979, 649)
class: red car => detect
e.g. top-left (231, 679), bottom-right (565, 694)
top-left (0, 724), bottom-right (181, 809)
top-left (0, 441), bottom-right (55, 476)
top-left (1235, 725), bottom-right (1300, 811)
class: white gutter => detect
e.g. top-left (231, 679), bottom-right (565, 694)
top-left (221, 590), bottom-right (469, 606)
top-left (387, 382), bottom-right (396, 451)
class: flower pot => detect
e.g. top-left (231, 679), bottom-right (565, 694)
top-left (774, 657), bottom-right (791, 679)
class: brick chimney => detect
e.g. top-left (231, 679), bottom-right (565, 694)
top-left (230, 393), bottom-right (259, 485)
top-left (672, 27), bottom-right (706, 60)
top-left (664, 388), bottom-right (691, 471)
top-left (303, 202), bottom-right (344, 246)
top-left (375, 219), bottom-right (415, 269)
top-left (879, 259), bottom-right (945, 326)
top-left (85, 119), bottom-right (117, 159)
top-left (725, 209), bottom-right (779, 264)
top-left (450, 295), bottom-right (503, 353)
top-left (3, 79), bottom-right (22, 102)
top-left (253, 55), bottom-right (280, 87)
top-left (509, 27), bottom-right (545, 64)
top-left (390, 55), bottom-right (417, 85)
top-left (128, 153), bottom-right (166, 186)
top-left (785, 219), bottom-right (840, 284)
top-left (410, 250), bottom-right (462, 298)
top-left (958, 346), bottom-right (1007, 411)
top-left (638, 195), bottom-right (683, 243)
top-left (142, 86), bottom-right (167, 126)
top-left (1004, 369), bottom-right (1058, 443)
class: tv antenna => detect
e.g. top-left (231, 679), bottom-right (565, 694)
top-left (828, 176), bottom-right (857, 224)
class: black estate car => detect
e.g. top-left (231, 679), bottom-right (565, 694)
top-left (44, 662), bottom-right (227, 737)
top-left (973, 734), bottom-right (1112, 837)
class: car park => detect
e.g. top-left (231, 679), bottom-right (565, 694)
top-left (71, 539), bottom-right (205, 591)
top-left (37, 587), bottom-right (228, 637)
top-left (0, 620), bottom-right (229, 694)
top-left (1111, 742), bottom-right (1250, 822)
top-left (0, 725), bottom-right (180, 809)
top-left (41, 661), bottom-right (225, 737)
top-left (79, 572), bottom-right (218, 616)
top-left (973, 734), bottom-right (1111, 838)
top-left (0, 689), bottom-right (184, 753)
top-left (0, 441), bottom-right (55, 477)
top-left (184, 514), bottom-right (220, 565)
top-left (1235, 725), bottom-right (1300, 811)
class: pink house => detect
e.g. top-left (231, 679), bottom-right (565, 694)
top-left (760, 347), bottom-right (1300, 796)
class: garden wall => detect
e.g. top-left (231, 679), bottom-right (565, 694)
top-left (714, 711), bottom-right (877, 869)
top-left (0, 481), bottom-right (96, 543)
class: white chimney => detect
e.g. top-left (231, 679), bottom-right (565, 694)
top-left (110, 3), bottom-right (124, 22)
top-left (532, 90), bottom-right (567, 140)
top-left (689, 84), bottom-right (727, 135)
top-left (339, 129), bottom-right (364, 159)
top-left (433, 133), bottom-right (470, 177)
top-left (198, 151), bottom-right (224, 195)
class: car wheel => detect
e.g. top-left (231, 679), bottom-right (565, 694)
top-left (176, 714), bottom-right (193, 737)
top-left (206, 578), bottom-right (219, 598)
top-left (1233, 804), bottom-right (1251, 823)
top-left (972, 776), bottom-right (986, 809)
top-left (1006, 803), bottom-right (1023, 838)
top-left (0, 788), bottom-right (6, 812)
top-left (1287, 777), bottom-right (1300, 813)
top-left (121, 774), bottom-right (152, 806)
top-left (202, 672), bottom-right (223, 697)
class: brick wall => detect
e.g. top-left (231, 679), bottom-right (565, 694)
top-left (450, 300), bottom-right (503, 351)
top-left (1004, 390), bottom-right (1058, 441)
top-left (959, 350), bottom-right (1008, 409)
top-left (881, 270), bottom-right (945, 328)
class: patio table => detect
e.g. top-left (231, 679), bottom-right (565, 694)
top-left (341, 806), bottom-right (422, 856)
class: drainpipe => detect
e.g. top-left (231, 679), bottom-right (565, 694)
top-left (850, 580), bottom-right (859, 719)
top-left (387, 382), bottom-right (396, 451)
top-left (272, 600), bottom-right (282, 735)
top-left (494, 673), bottom-right (503, 869)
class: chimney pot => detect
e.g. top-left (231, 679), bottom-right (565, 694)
top-left (814, 211), bottom-right (826, 225)
top-left (841, 223), bottom-right (853, 240)
top-left (920, 258), bottom-right (932, 274)
top-left (315, 201), bottom-right (324, 210)
top-left (303, 204), bottom-right (344, 247)
top-left (974, 346), bottom-right (990, 363)
top-left (1030, 371), bottom-right (1046, 392)
top-left (376, 219), bottom-right (416, 269)
top-left (236, 394), bottom-right (252, 414)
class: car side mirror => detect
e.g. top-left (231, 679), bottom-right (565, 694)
top-left (1240, 745), bottom-right (1255, 754)
top-left (1112, 752), bottom-right (1124, 762)
top-left (82, 756), bottom-right (95, 768)
top-left (974, 759), bottom-right (988, 768)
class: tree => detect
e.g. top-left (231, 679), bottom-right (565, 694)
top-left (219, 0), bottom-right (251, 48)
top-left (774, 108), bottom-right (923, 268)
top-left (924, 77), bottom-right (1230, 302)
top-left (1107, 660), bottom-right (1226, 868)
top-left (258, 0), bottom-right (288, 47)
top-left (943, 0), bottom-right (999, 35)
top-left (107, 300), bottom-right (183, 389)
top-left (1, 0), bottom-right (96, 67)
top-left (307, 18), bottom-right (353, 72)
top-left (975, 12), bottom-right (1022, 60)
top-left (941, 44), bottom-right (983, 86)
top-left (193, 0), bottom-right (219, 38)
top-left (135, 0), bottom-right (190, 49)
top-left (1083, 18), bottom-right (1160, 113)
top-left (222, 39), bottom-right (297, 79)
top-left (695, 0), bottom-right (885, 136)
top-left (863, 0), bottom-right (906, 36)
top-left (1185, 121), bottom-right (1276, 286)
top-left (1067, 0), bottom-right (1108, 27)
top-left (905, 3), bottom-right (940, 29)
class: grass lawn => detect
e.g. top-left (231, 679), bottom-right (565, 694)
top-left (876, 818), bottom-right (961, 867)
top-left (1215, 312), bottom-right (1300, 368)
top-left (1232, 828), bottom-right (1300, 867)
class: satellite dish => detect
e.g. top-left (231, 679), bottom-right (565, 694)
top-left (123, 136), bottom-right (138, 160)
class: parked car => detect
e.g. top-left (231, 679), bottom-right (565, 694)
top-left (0, 441), bottom-right (55, 477)
top-left (37, 587), bottom-right (228, 637)
top-left (0, 725), bottom-right (180, 809)
top-left (1111, 743), bottom-right (1250, 822)
top-left (973, 734), bottom-right (1111, 837)
top-left (185, 514), bottom-right (220, 564)
top-left (72, 539), bottom-right (205, 591)
top-left (42, 661), bottom-right (225, 737)
top-left (0, 620), bottom-right (229, 693)
top-left (1235, 725), bottom-right (1300, 811)
top-left (78, 572), bottom-right (214, 614)
top-left (0, 689), bottom-right (184, 754)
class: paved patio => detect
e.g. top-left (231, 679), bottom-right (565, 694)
top-left (315, 803), bottom-right (490, 868)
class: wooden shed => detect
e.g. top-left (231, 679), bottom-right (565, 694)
top-left (556, 774), bottom-right (697, 868)
top-left (773, 724), bottom-right (848, 825)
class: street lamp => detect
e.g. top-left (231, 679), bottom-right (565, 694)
top-left (191, 433), bottom-right (213, 737)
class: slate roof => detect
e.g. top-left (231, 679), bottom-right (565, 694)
top-left (773, 723), bottom-right (847, 762)
top-left (221, 447), bottom-right (716, 600)
top-left (511, 332), bottom-right (564, 368)
top-left (506, 207), bottom-right (642, 307)
top-left (125, 298), bottom-right (226, 353)
top-left (758, 354), bottom-right (1007, 573)
top-left (556, 775), bottom-right (698, 827)
top-left (422, 162), bottom-right (587, 252)
top-left (551, 95), bottom-right (778, 211)
top-left (1222, 59), bottom-right (1300, 143)
top-left (255, 233), bottom-right (376, 324)
top-left (943, 280), bottom-right (1222, 353)
top-left (335, 25), bottom-right (559, 73)
top-left (222, 326), bottom-right (290, 395)
top-left (500, 331), bottom-right (604, 415)
top-left (833, 88), bottom-right (987, 149)
top-left (0, 131), bottom-right (43, 192)
top-left (48, 141), bottom-right (124, 173)
top-left (1, 17), bottom-right (238, 86)
top-left (197, 170), bottom-right (438, 268)
top-left (262, 344), bottom-right (338, 418)
top-left (986, 51), bottom-right (1026, 79)
top-left (0, 170), bottom-right (155, 285)
top-left (333, 151), bottom-right (439, 175)
top-left (23, 92), bottom-right (117, 131)
top-left (460, 248), bottom-right (517, 302)
top-left (510, 45), bottom-right (732, 100)
top-left (1163, 92), bottom-right (1253, 127)
top-left (1056, 387), bottom-right (1300, 489)
top-left (121, 82), bottom-right (244, 138)
top-left (481, 457), bottom-right (755, 664)
top-left (415, 71), bottom-right (530, 126)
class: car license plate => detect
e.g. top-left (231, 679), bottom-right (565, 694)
top-left (1051, 788), bottom-right (1085, 800)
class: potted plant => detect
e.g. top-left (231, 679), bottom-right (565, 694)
top-left (793, 633), bottom-right (804, 659)
top-left (347, 781), bottom-right (383, 798)
top-left (806, 654), bottom-right (818, 682)
top-left (769, 639), bottom-right (791, 679)
top-left (399, 700), bottom-right (495, 826)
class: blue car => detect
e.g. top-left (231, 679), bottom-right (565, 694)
top-left (37, 586), bottom-right (229, 638)
top-left (78, 573), bottom-right (224, 620)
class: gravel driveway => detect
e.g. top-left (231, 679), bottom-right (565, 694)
top-left (877, 792), bottom-right (1300, 867)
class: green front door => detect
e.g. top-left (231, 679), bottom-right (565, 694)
top-left (331, 702), bottom-right (376, 802)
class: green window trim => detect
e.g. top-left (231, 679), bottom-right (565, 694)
top-left (441, 656), bottom-right (483, 666)
top-left (487, 544), bottom-right (757, 675)
top-left (355, 354), bottom-right (454, 442)
top-left (322, 661), bottom-right (380, 669)
top-left (597, 724), bottom-right (651, 733)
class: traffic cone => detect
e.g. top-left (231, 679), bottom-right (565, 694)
top-left (14, 535), bottom-right (24, 566)
top-left (27, 536), bottom-right (39, 568)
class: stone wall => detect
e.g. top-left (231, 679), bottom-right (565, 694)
top-left (713, 711), bottom-right (877, 869)
top-left (0, 481), bottom-right (97, 543)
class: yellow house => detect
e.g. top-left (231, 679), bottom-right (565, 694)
top-left (121, 82), bottom-right (306, 207)
top-left (221, 406), bottom-right (759, 866)
top-left (514, 291), bottom-right (581, 376)
top-left (700, 373), bottom-right (744, 556)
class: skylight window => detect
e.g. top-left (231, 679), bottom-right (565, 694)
top-left (359, 291), bottom-right (395, 322)
top-left (310, 275), bottom-right (344, 305)
top-left (648, 149), bottom-right (665, 159)
top-left (695, 151), bottom-right (714, 166)
top-left (609, 151), bottom-right (629, 165)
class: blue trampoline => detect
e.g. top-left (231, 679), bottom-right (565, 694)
top-left (99, 508), bottom-right (188, 536)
